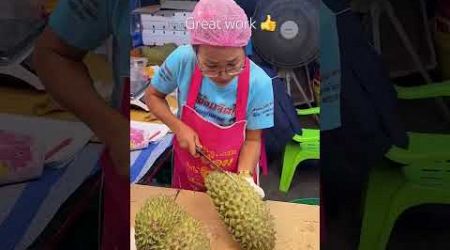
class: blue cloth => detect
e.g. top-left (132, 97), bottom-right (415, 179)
top-left (0, 144), bottom-right (102, 249)
top-left (249, 53), bottom-right (302, 158)
top-left (48, 0), bottom-right (130, 108)
top-left (245, 40), bottom-right (253, 56)
top-left (130, 134), bottom-right (174, 183)
top-left (320, 1), bottom-right (342, 131)
top-left (130, 142), bottom-right (160, 183)
top-left (151, 45), bottom-right (274, 130)
top-left (0, 168), bottom-right (65, 249)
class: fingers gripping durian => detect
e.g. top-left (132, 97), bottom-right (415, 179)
top-left (134, 196), bottom-right (210, 250)
top-left (205, 171), bottom-right (276, 250)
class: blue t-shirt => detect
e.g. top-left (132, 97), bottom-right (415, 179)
top-left (151, 45), bottom-right (274, 130)
top-left (48, 0), bottom-right (130, 108)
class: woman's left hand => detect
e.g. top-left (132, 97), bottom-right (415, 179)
top-left (243, 176), bottom-right (265, 199)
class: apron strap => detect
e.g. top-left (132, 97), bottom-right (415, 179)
top-left (235, 58), bottom-right (250, 121)
top-left (186, 65), bottom-right (203, 108)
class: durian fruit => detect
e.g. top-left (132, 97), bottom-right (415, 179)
top-left (162, 214), bottom-right (211, 250)
top-left (134, 195), bottom-right (210, 250)
top-left (205, 172), bottom-right (276, 250)
top-left (134, 196), bottom-right (183, 249)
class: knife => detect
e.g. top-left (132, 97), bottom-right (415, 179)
top-left (195, 145), bottom-right (239, 184)
top-left (195, 145), bottom-right (221, 171)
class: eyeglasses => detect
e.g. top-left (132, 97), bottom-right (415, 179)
top-left (196, 56), bottom-right (245, 78)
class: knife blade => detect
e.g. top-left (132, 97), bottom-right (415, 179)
top-left (195, 146), bottom-right (221, 170)
top-left (195, 145), bottom-right (239, 185)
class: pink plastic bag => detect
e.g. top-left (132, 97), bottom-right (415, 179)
top-left (0, 130), bottom-right (44, 185)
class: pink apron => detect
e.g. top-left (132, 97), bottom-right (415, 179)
top-left (100, 78), bottom-right (130, 250)
top-left (172, 58), bottom-right (268, 191)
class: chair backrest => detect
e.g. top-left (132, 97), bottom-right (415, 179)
top-left (295, 107), bottom-right (320, 142)
top-left (386, 132), bottom-right (450, 186)
top-left (293, 129), bottom-right (319, 143)
top-left (297, 107), bottom-right (320, 116)
top-left (394, 80), bottom-right (450, 99)
top-left (403, 161), bottom-right (450, 187)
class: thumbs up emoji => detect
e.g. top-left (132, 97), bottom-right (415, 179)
top-left (260, 15), bottom-right (277, 32)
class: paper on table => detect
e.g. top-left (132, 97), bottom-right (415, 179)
top-left (0, 114), bottom-right (93, 165)
top-left (130, 121), bottom-right (170, 142)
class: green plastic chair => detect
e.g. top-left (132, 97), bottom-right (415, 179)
top-left (279, 108), bottom-right (320, 193)
top-left (394, 80), bottom-right (450, 99)
top-left (359, 82), bottom-right (450, 250)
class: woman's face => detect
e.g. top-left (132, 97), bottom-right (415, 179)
top-left (196, 45), bottom-right (245, 85)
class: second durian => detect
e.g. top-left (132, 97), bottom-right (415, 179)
top-left (134, 195), bottom-right (210, 250)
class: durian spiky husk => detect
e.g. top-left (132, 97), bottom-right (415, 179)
top-left (205, 172), bottom-right (276, 250)
top-left (134, 196), bottom-right (210, 250)
top-left (162, 214), bottom-right (211, 250)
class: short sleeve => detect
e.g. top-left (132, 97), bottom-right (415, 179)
top-left (246, 65), bottom-right (274, 130)
top-left (150, 45), bottom-right (192, 95)
top-left (49, 0), bottom-right (111, 51)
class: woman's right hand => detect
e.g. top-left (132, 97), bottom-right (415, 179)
top-left (174, 122), bottom-right (201, 157)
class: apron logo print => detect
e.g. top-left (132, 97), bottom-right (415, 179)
top-left (200, 167), bottom-right (210, 178)
top-left (198, 156), bottom-right (234, 170)
top-left (187, 162), bottom-right (200, 174)
top-left (212, 158), bottom-right (234, 169)
top-left (188, 176), bottom-right (205, 187)
top-left (199, 149), bottom-right (234, 169)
